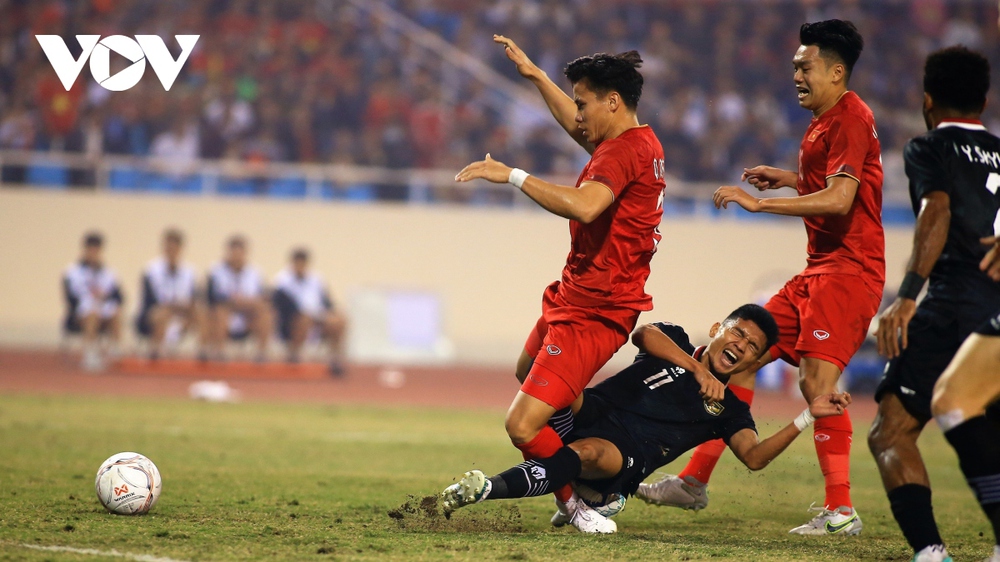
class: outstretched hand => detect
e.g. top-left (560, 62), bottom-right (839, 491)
top-left (981, 236), bottom-right (1000, 281)
top-left (742, 165), bottom-right (790, 191)
top-left (455, 153), bottom-right (513, 184)
top-left (713, 185), bottom-right (761, 212)
top-left (493, 35), bottom-right (541, 80)
top-left (808, 392), bottom-right (851, 419)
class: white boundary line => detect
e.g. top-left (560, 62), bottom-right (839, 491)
top-left (19, 544), bottom-right (190, 562)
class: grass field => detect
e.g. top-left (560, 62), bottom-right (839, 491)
top-left (0, 393), bottom-right (994, 561)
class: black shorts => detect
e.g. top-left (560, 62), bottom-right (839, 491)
top-left (975, 308), bottom-right (1000, 336)
top-left (567, 413), bottom-right (649, 501)
top-left (875, 305), bottom-right (981, 420)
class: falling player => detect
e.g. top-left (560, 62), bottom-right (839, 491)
top-left (866, 46), bottom-right (1000, 562)
top-left (441, 305), bottom-right (852, 534)
top-left (455, 36), bottom-right (671, 526)
top-left (640, 20), bottom-right (882, 536)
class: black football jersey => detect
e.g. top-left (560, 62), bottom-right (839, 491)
top-left (904, 122), bottom-right (1000, 310)
top-left (584, 322), bottom-right (756, 467)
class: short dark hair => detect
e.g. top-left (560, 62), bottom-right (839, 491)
top-left (924, 46), bottom-right (990, 114)
top-left (227, 234), bottom-right (246, 249)
top-left (291, 247), bottom-right (309, 262)
top-left (564, 51), bottom-right (644, 110)
top-left (724, 304), bottom-right (779, 355)
top-left (83, 231), bottom-right (103, 247)
top-left (163, 228), bottom-right (184, 245)
top-left (799, 19), bottom-right (864, 82)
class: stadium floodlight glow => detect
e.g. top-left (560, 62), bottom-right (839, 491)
top-left (35, 35), bottom-right (200, 92)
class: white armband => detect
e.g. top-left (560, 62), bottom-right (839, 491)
top-left (508, 168), bottom-right (529, 190)
top-left (793, 409), bottom-right (816, 432)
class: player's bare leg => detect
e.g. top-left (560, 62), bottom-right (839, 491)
top-left (149, 305), bottom-right (174, 356)
top-left (505, 391), bottom-right (557, 447)
top-left (322, 311), bottom-right (347, 376)
top-left (287, 313), bottom-right (311, 362)
top-left (80, 311), bottom-right (104, 371)
top-left (868, 394), bottom-right (946, 558)
top-left (788, 356), bottom-right (862, 535)
top-left (208, 304), bottom-right (230, 360)
top-left (638, 354), bottom-right (767, 509)
top-left (932, 334), bottom-right (1000, 561)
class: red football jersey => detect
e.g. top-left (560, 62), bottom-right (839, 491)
top-left (559, 125), bottom-right (666, 310)
top-left (796, 91), bottom-right (885, 291)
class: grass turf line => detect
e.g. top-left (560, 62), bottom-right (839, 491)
top-left (0, 394), bottom-right (993, 561)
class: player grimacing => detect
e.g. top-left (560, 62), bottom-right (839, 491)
top-left (441, 305), bottom-right (852, 534)
top-left (455, 36), bottom-right (677, 526)
top-left (640, 20), bottom-right (882, 536)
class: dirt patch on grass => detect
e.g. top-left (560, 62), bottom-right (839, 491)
top-left (388, 495), bottom-right (524, 533)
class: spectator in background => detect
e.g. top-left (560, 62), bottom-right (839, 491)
top-left (272, 248), bottom-right (347, 376)
top-left (63, 232), bottom-right (123, 372)
top-left (206, 235), bottom-right (271, 362)
top-left (136, 229), bottom-right (207, 360)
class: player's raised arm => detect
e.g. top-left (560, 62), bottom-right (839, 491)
top-left (455, 154), bottom-right (613, 224)
top-left (728, 392), bottom-right (851, 470)
top-left (632, 324), bottom-right (725, 402)
top-left (494, 35), bottom-right (593, 153)
top-left (714, 175), bottom-right (859, 217)
top-left (875, 191), bottom-right (951, 358)
top-left (742, 165), bottom-right (799, 191)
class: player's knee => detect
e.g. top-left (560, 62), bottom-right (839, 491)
top-left (503, 413), bottom-right (539, 445)
top-left (930, 386), bottom-right (956, 417)
top-left (569, 441), bottom-right (600, 469)
top-left (866, 422), bottom-right (892, 455)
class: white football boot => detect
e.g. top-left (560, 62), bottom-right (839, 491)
top-left (441, 470), bottom-right (490, 514)
top-left (788, 503), bottom-right (862, 536)
top-left (569, 500), bottom-right (617, 534)
top-left (551, 493), bottom-right (577, 527)
top-left (635, 474), bottom-right (708, 511)
top-left (911, 544), bottom-right (952, 562)
top-left (984, 545), bottom-right (1000, 562)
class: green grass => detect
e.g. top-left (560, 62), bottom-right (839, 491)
top-left (0, 394), bottom-right (993, 561)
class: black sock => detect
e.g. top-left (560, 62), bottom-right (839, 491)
top-left (887, 484), bottom-right (943, 552)
top-left (548, 408), bottom-right (575, 439)
top-left (486, 446), bottom-right (582, 500)
top-left (943, 415), bottom-right (1000, 544)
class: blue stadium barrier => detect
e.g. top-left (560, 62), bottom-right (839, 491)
top-left (321, 182), bottom-right (375, 201)
top-left (144, 173), bottom-right (203, 194)
top-left (217, 178), bottom-right (256, 196)
top-left (27, 164), bottom-right (69, 188)
top-left (267, 177), bottom-right (307, 198)
top-left (108, 167), bottom-right (144, 191)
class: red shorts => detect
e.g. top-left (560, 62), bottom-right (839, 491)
top-left (520, 281), bottom-right (641, 409)
top-left (765, 273), bottom-right (881, 371)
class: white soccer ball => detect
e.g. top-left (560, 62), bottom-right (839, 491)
top-left (95, 452), bottom-right (162, 515)
top-left (576, 483), bottom-right (627, 518)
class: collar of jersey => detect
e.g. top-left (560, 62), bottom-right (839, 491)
top-left (937, 119), bottom-right (986, 131)
top-left (693, 345), bottom-right (707, 360)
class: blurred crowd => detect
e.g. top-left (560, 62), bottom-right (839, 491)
top-left (1, 0), bottom-right (999, 199)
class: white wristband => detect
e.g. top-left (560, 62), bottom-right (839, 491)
top-left (508, 168), bottom-right (529, 190)
top-left (793, 409), bottom-right (815, 432)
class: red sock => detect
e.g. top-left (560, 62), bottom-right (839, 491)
top-left (679, 385), bottom-right (755, 484)
top-left (814, 409), bottom-right (852, 511)
top-left (514, 425), bottom-right (573, 502)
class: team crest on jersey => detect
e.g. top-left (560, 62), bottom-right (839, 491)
top-left (546, 344), bottom-right (562, 356)
top-left (813, 330), bottom-right (830, 340)
top-left (808, 130), bottom-right (821, 142)
top-left (703, 400), bottom-right (724, 416)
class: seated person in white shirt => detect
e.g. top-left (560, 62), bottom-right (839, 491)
top-left (272, 248), bottom-right (348, 375)
top-left (206, 235), bottom-right (272, 361)
top-left (63, 232), bottom-right (123, 371)
top-left (136, 229), bottom-right (207, 359)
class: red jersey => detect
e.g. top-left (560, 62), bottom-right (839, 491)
top-left (559, 125), bottom-right (666, 310)
top-left (797, 91), bottom-right (885, 291)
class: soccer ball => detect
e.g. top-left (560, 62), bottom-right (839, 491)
top-left (575, 483), bottom-right (627, 518)
top-left (95, 452), bottom-right (162, 515)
